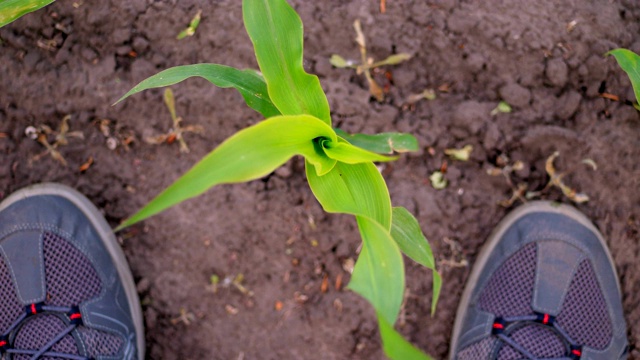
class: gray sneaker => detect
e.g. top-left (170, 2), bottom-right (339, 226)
top-left (450, 201), bottom-right (628, 360)
top-left (0, 184), bottom-right (144, 359)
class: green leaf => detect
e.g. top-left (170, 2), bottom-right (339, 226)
top-left (390, 207), bottom-right (440, 315)
top-left (334, 129), bottom-right (419, 154)
top-left (607, 48), bottom-right (640, 105)
top-left (0, 0), bottom-right (54, 28)
top-left (390, 207), bottom-right (435, 268)
top-left (117, 115), bottom-right (336, 230)
top-left (378, 315), bottom-right (433, 360)
top-left (323, 138), bottom-right (398, 164)
top-left (348, 216), bottom-right (404, 325)
top-left (243, 0), bottom-right (331, 125)
top-left (306, 161), bottom-right (391, 230)
top-left (114, 64), bottom-right (281, 119)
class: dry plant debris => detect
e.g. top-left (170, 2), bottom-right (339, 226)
top-left (26, 115), bottom-right (84, 166)
top-left (444, 145), bottom-right (473, 161)
top-left (529, 151), bottom-right (594, 204)
top-left (207, 273), bottom-right (254, 297)
top-left (145, 88), bottom-right (203, 153)
top-left (330, 19), bottom-right (411, 102)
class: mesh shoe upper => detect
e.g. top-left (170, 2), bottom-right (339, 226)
top-left (450, 202), bottom-right (628, 360)
top-left (0, 185), bottom-right (143, 360)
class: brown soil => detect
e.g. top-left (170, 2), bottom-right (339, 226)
top-left (1, 0), bottom-right (639, 359)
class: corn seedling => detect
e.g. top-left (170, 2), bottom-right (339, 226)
top-left (330, 19), bottom-right (411, 102)
top-left (115, 1), bottom-right (438, 358)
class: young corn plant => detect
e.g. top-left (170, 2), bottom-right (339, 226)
top-left (115, 1), bottom-right (440, 358)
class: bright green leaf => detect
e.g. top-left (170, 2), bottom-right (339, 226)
top-left (348, 216), bottom-right (404, 325)
top-left (390, 207), bottom-right (441, 315)
top-left (243, 0), bottom-right (331, 125)
top-left (607, 48), bottom-right (640, 105)
top-left (0, 0), bottom-right (54, 28)
top-left (306, 161), bottom-right (391, 230)
top-left (117, 115), bottom-right (336, 230)
top-left (323, 138), bottom-right (398, 164)
top-left (114, 64), bottom-right (281, 119)
top-left (334, 129), bottom-right (419, 154)
top-left (378, 314), bottom-right (433, 360)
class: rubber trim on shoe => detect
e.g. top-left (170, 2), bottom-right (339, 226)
top-left (0, 183), bottom-right (145, 360)
top-left (448, 201), bottom-right (620, 360)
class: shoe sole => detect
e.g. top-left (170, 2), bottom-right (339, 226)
top-left (448, 200), bottom-right (619, 360)
top-left (0, 183), bottom-right (145, 360)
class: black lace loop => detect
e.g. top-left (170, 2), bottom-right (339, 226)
top-left (2, 303), bottom-right (90, 360)
top-left (491, 312), bottom-right (582, 360)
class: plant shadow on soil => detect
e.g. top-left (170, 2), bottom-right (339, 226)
top-left (1, 0), bottom-right (639, 359)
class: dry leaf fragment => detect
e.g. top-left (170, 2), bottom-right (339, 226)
top-left (79, 156), bottom-right (94, 173)
top-left (444, 145), bottom-right (473, 161)
top-left (321, 274), bottom-right (329, 293)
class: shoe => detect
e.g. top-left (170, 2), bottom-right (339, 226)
top-left (450, 201), bottom-right (628, 359)
top-left (0, 183), bottom-right (144, 359)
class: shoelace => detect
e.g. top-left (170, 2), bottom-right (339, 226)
top-left (1, 302), bottom-right (90, 360)
top-left (492, 313), bottom-right (582, 360)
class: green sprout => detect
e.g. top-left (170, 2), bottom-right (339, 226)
top-left (115, 1), bottom-right (438, 358)
top-left (0, 0), bottom-right (55, 28)
top-left (176, 9), bottom-right (202, 40)
top-left (607, 48), bottom-right (640, 110)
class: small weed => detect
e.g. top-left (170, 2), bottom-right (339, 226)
top-left (490, 101), bottom-right (512, 116)
top-left (27, 115), bottom-right (84, 166)
top-left (527, 151), bottom-right (593, 204)
top-left (144, 88), bottom-right (203, 153)
top-left (177, 10), bottom-right (202, 40)
top-left (170, 308), bottom-right (196, 326)
top-left (330, 19), bottom-right (411, 102)
top-left (486, 154), bottom-right (527, 207)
